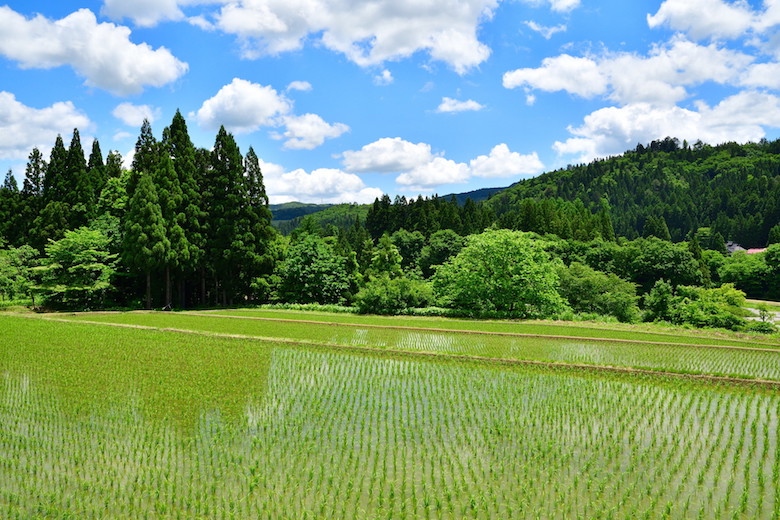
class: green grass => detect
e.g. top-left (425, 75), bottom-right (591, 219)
top-left (1, 314), bottom-right (779, 519)
top-left (58, 311), bottom-right (780, 381)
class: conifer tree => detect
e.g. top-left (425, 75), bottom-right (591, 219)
top-left (123, 172), bottom-right (169, 309)
top-left (129, 119), bottom-right (158, 198)
top-left (43, 135), bottom-right (68, 203)
top-left (162, 110), bottom-right (203, 305)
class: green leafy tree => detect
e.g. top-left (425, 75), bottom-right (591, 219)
top-left (433, 229), bottom-right (567, 317)
top-left (33, 228), bottom-right (116, 310)
top-left (369, 234), bottom-right (403, 279)
top-left (557, 262), bottom-right (640, 322)
top-left (419, 229), bottom-right (465, 278)
top-left (355, 274), bottom-right (433, 314)
top-left (390, 229), bottom-right (426, 271)
top-left (275, 233), bottom-right (350, 304)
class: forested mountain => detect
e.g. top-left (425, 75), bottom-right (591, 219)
top-left (485, 137), bottom-right (780, 247)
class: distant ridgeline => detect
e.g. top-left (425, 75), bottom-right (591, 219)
top-left (486, 137), bottom-right (780, 248)
top-left (289, 137), bottom-right (778, 247)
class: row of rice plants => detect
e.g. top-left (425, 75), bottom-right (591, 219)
top-left (1, 317), bottom-right (779, 519)
top-left (59, 312), bottom-right (780, 381)
top-left (206, 308), bottom-right (779, 348)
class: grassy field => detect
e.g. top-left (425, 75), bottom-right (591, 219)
top-left (2, 312), bottom-right (779, 519)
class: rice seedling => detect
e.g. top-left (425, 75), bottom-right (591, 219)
top-left (1, 314), bottom-right (778, 518)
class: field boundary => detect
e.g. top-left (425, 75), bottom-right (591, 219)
top-left (177, 311), bottom-right (780, 354)
top-left (24, 314), bottom-right (780, 388)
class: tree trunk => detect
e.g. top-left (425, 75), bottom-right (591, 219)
top-left (200, 267), bottom-right (206, 306)
top-left (165, 266), bottom-right (171, 308)
top-left (178, 276), bottom-right (185, 309)
top-left (145, 271), bottom-right (151, 309)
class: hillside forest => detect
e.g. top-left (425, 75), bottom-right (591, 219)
top-left (1, 115), bottom-right (779, 333)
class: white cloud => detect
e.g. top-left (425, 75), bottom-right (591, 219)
top-left (520, 0), bottom-right (581, 12)
top-left (214, 0), bottom-right (498, 73)
top-left (113, 131), bottom-right (133, 141)
top-left (112, 102), bottom-right (162, 127)
top-left (0, 7), bottom-right (188, 96)
top-left (280, 114), bottom-right (349, 149)
top-left (286, 80), bottom-right (313, 92)
top-left (193, 78), bottom-right (292, 132)
top-left (525, 20), bottom-right (567, 39)
top-left (740, 61), bottom-right (780, 89)
top-left (437, 97), bottom-right (485, 113)
top-left (504, 38), bottom-right (753, 106)
top-left (396, 157), bottom-right (470, 187)
top-left (553, 92), bottom-right (780, 162)
top-left (374, 69), bottom-right (394, 86)
top-left (102, 0), bottom-right (184, 27)
top-left (469, 144), bottom-right (544, 178)
top-left (341, 137), bottom-right (435, 173)
top-left (0, 92), bottom-right (91, 160)
top-left (647, 0), bottom-right (755, 40)
top-left (261, 161), bottom-right (383, 204)
top-left (503, 55), bottom-right (609, 98)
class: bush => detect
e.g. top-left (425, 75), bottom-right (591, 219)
top-left (743, 321), bottom-right (778, 334)
top-left (557, 262), bottom-right (640, 322)
top-left (355, 275), bottom-right (433, 315)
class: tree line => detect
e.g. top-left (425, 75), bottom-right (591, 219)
top-left (0, 127), bottom-right (778, 333)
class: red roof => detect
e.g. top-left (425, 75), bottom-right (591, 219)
top-left (746, 248), bottom-right (768, 254)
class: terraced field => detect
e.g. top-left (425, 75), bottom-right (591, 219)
top-left (2, 312), bottom-right (779, 519)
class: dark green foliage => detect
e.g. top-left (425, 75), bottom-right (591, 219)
top-left (275, 234), bottom-right (351, 304)
top-left (0, 170), bottom-right (22, 246)
top-left (487, 138), bottom-right (780, 247)
top-left (557, 262), bottom-right (640, 322)
top-left (33, 227), bottom-right (116, 310)
top-left (643, 215), bottom-right (671, 241)
top-left (43, 135), bottom-right (68, 203)
top-left (355, 274), bottom-right (433, 314)
top-left (496, 197), bottom-right (615, 241)
top-left (365, 194), bottom-right (491, 238)
top-left (419, 229), bottom-right (465, 278)
top-left (643, 280), bottom-right (747, 330)
top-left (719, 251), bottom-right (773, 299)
top-left (122, 172), bottom-right (169, 308)
top-left (390, 229), bottom-right (426, 271)
top-left (433, 229), bottom-right (567, 317)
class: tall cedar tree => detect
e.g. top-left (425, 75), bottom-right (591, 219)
top-left (206, 127), bottom-right (272, 304)
top-left (43, 135), bottom-right (68, 203)
top-left (0, 171), bottom-right (21, 245)
top-left (244, 147), bottom-right (276, 300)
top-left (123, 172), bottom-right (169, 309)
top-left (21, 148), bottom-right (46, 246)
top-left (129, 119), bottom-right (158, 198)
top-left (66, 129), bottom-right (89, 228)
top-left (152, 154), bottom-right (186, 307)
top-left (84, 139), bottom-right (106, 219)
top-left (162, 110), bottom-right (203, 306)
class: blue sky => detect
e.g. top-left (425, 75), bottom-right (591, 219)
top-left (2, 0), bottom-right (780, 203)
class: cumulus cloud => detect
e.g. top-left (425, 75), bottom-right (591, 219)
top-left (0, 92), bottom-right (91, 160)
top-left (524, 20), bottom-right (567, 39)
top-left (102, 0), bottom-right (184, 27)
top-left (286, 80), bottom-right (313, 92)
top-left (260, 160), bottom-right (384, 203)
top-left (504, 38), bottom-right (753, 106)
top-left (503, 55), bottom-right (609, 99)
top-left (553, 91), bottom-right (780, 163)
top-left (112, 102), bottom-right (162, 127)
top-left (341, 137), bottom-right (435, 173)
top-left (0, 7), bottom-right (188, 96)
top-left (193, 78), bottom-right (292, 133)
top-left (279, 114), bottom-right (349, 149)
top-left (437, 97), bottom-right (485, 113)
top-left (469, 144), bottom-right (544, 178)
top-left (214, 0), bottom-right (497, 73)
top-left (647, 0), bottom-right (755, 40)
top-left (396, 157), bottom-right (470, 187)
top-left (520, 0), bottom-right (581, 12)
top-left (374, 69), bottom-right (394, 86)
